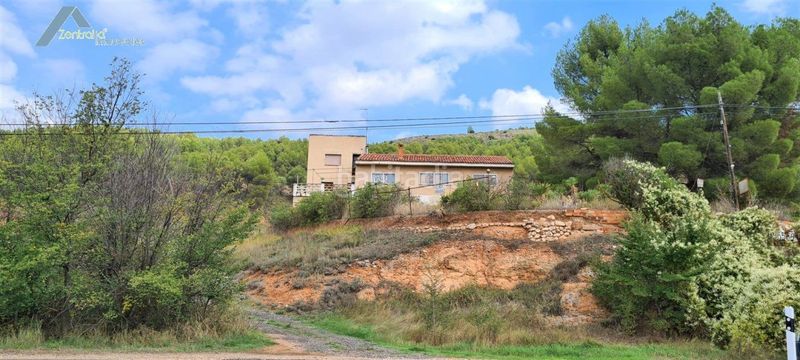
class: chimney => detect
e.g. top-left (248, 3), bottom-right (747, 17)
top-left (398, 143), bottom-right (405, 158)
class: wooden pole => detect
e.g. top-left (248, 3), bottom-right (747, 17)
top-left (717, 91), bottom-right (740, 211)
top-left (408, 188), bottom-right (413, 216)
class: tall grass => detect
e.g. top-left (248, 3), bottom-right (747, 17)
top-left (0, 304), bottom-right (273, 352)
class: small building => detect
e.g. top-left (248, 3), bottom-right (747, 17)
top-left (354, 145), bottom-right (514, 204)
top-left (292, 135), bottom-right (515, 205)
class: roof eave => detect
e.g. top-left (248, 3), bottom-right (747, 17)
top-left (355, 160), bottom-right (514, 168)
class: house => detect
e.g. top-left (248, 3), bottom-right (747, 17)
top-left (292, 134), bottom-right (366, 205)
top-left (292, 134), bottom-right (515, 205)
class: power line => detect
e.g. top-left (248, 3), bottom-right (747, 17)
top-left (1, 104), bottom-right (730, 128)
top-left (0, 112), bottom-right (721, 137)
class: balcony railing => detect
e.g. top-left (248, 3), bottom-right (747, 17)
top-left (292, 183), bottom-right (355, 197)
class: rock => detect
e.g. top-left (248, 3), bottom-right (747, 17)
top-left (571, 220), bottom-right (584, 230)
top-left (356, 288), bottom-right (376, 301)
top-left (467, 223), bottom-right (477, 230)
top-left (582, 224), bottom-right (601, 231)
top-left (554, 220), bottom-right (566, 227)
top-left (547, 215), bottom-right (556, 220)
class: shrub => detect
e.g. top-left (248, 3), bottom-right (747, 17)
top-left (441, 181), bottom-right (496, 212)
top-left (269, 204), bottom-right (300, 231)
top-left (592, 215), bottom-right (704, 334)
top-left (296, 190), bottom-right (348, 225)
top-left (270, 191), bottom-right (348, 230)
top-left (502, 177), bottom-right (534, 210)
top-left (595, 159), bottom-right (799, 350)
top-left (349, 183), bottom-right (401, 218)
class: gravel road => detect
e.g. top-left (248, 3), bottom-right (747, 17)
top-left (246, 308), bottom-right (432, 359)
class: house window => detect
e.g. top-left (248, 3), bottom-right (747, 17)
top-left (371, 173), bottom-right (396, 184)
top-left (472, 173), bottom-right (498, 187)
top-left (420, 172), bottom-right (449, 186)
top-left (324, 154), bottom-right (341, 166)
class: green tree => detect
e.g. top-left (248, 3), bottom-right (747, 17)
top-left (0, 59), bottom-right (256, 336)
top-left (543, 7), bottom-right (800, 202)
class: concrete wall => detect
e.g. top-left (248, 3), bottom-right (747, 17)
top-left (306, 135), bottom-right (367, 185)
top-left (354, 163), bottom-right (514, 204)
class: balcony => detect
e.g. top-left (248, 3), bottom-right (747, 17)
top-left (292, 183), bottom-right (355, 198)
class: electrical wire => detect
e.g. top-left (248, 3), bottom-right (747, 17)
top-left (0, 104), bottom-right (726, 128)
top-left (0, 112), bottom-right (721, 137)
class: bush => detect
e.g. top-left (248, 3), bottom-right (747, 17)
top-left (349, 183), bottom-right (401, 218)
top-left (296, 190), bottom-right (348, 225)
top-left (269, 204), bottom-right (300, 231)
top-left (441, 181), bottom-right (497, 212)
top-left (270, 191), bottom-right (348, 230)
top-left (595, 159), bottom-right (799, 350)
top-left (592, 215), bottom-right (704, 334)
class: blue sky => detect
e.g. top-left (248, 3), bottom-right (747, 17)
top-left (1, 0), bottom-right (798, 143)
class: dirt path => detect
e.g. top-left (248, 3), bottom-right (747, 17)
top-left (0, 309), bottom-right (441, 360)
top-left (246, 308), bottom-right (432, 359)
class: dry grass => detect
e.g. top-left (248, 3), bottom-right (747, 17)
top-left (536, 195), bottom-right (622, 210)
top-left (241, 223), bottom-right (438, 276)
top-left (391, 200), bottom-right (441, 216)
top-left (0, 304), bottom-right (271, 351)
top-left (233, 222), bottom-right (282, 267)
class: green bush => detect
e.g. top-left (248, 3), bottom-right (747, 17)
top-left (269, 204), bottom-right (300, 231)
top-left (349, 183), bottom-right (401, 218)
top-left (592, 215), bottom-right (704, 334)
top-left (270, 191), bottom-right (348, 230)
top-left (595, 159), bottom-right (800, 350)
top-left (441, 181), bottom-right (496, 212)
top-left (502, 177), bottom-right (535, 210)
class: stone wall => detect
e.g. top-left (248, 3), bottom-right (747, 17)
top-left (401, 209), bottom-right (627, 242)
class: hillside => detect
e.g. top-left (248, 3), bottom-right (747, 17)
top-left (387, 128), bottom-right (537, 143)
top-left (242, 209), bottom-right (626, 324)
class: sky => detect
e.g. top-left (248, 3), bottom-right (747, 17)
top-left (1, 0), bottom-right (798, 143)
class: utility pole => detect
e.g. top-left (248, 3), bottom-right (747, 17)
top-left (717, 91), bottom-right (740, 210)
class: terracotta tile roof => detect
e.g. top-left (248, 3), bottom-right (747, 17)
top-left (357, 153), bottom-right (513, 165)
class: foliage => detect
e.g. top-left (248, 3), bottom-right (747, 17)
top-left (269, 204), bottom-right (300, 231)
top-left (269, 190), bottom-right (348, 230)
top-left (440, 181), bottom-right (497, 212)
top-left (594, 159), bottom-right (799, 351)
top-left (543, 7), bottom-right (800, 203)
top-left (349, 183), bottom-right (402, 219)
top-left (592, 215), bottom-right (704, 334)
top-left (0, 59), bottom-right (256, 338)
top-left (370, 130), bottom-right (545, 181)
top-left (173, 135), bottom-right (307, 209)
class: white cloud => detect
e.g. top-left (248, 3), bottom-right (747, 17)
top-left (448, 94), bottom-right (474, 111)
top-left (0, 84), bottom-right (25, 111)
top-left (88, 0), bottom-right (207, 41)
top-left (0, 7), bottom-right (35, 57)
top-left (544, 16), bottom-right (573, 37)
top-left (181, 0), bottom-right (522, 128)
top-left (741, 0), bottom-right (788, 16)
top-left (227, 2), bottom-right (269, 36)
top-left (0, 4), bottom-right (34, 112)
top-left (139, 39), bottom-right (219, 81)
top-left (480, 86), bottom-right (571, 127)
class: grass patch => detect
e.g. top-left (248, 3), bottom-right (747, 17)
top-left (306, 313), bottom-right (728, 360)
top-left (0, 328), bottom-right (272, 352)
